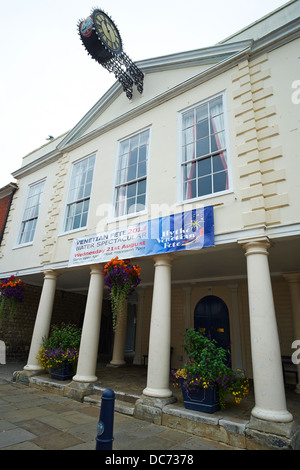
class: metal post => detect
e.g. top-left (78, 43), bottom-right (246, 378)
top-left (95, 389), bottom-right (115, 450)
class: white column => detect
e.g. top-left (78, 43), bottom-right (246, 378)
top-left (143, 254), bottom-right (173, 398)
top-left (73, 264), bottom-right (104, 383)
top-left (110, 301), bottom-right (128, 366)
top-left (283, 273), bottom-right (300, 393)
top-left (133, 289), bottom-right (144, 365)
top-left (24, 270), bottom-right (59, 372)
top-left (240, 237), bottom-right (293, 423)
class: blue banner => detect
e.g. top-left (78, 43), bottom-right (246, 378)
top-left (69, 207), bottom-right (214, 267)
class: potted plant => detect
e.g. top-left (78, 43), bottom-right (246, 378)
top-left (36, 323), bottom-right (81, 380)
top-left (103, 257), bottom-right (141, 330)
top-left (172, 329), bottom-right (249, 412)
top-left (0, 275), bottom-right (26, 325)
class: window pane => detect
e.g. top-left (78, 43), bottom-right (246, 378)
top-left (138, 160), bottom-right (147, 178)
top-left (183, 128), bottom-right (194, 146)
top-left (182, 111), bottom-right (194, 129)
top-left (196, 120), bottom-right (209, 140)
top-left (196, 104), bottom-right (208, 122)
top-left (73, 215), bottom-right (81, 230)
top-left (210, 97), bottom-right (223, 117)
top-left (127, 182), bottom-right (137, 198)
top-left (138, 179), bottom-right (146, 195)
top-left (136, 194), bottom-right (146, 210)
top-left (211, 131), bottom-right (225, 153)
top-left (197, 157), bottom-right (211, 177)
top-left (196, 137), bottom-right (209, 158)
top-left (183, 143), bottom-right (194, 162)
top-left (81, 211), bottom-right (88, 227)
top-left (198, 176), bottom-right (212, 197)
top-left (127, 164), bottom-right (137, 182)
top-left (138, 145), bottom-right (147, 162)
top-left (213, 171), bottom-right (227, 193)
top-left (213, 153), bottom-right (227, 172)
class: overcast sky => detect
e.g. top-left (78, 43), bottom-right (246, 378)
top-left (0, 0), bottom-right (290, 188)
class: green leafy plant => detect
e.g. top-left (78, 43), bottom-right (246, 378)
top-left (36, 323), bottom-right (81, 370)
top-left (172, 329), bottom-right (249, 409)
top-left (103, 257), bottom-right (141, 330)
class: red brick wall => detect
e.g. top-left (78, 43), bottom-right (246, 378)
top-left (0, 194), bottom-right (12, 235)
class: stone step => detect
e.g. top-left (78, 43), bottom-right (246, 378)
top-left (92, 385), bottom-right (140, 404)
top-left (84, 394), bottom-right (136, 416)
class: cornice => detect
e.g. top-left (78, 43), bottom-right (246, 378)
top-left (12, 147), bottom-right (62, 179)
top-left (136, 41), bottom-right (253, 72)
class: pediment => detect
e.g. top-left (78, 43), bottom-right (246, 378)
top-left (58, 40), bottom-right (252, 152)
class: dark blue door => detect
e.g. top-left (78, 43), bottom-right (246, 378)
top-left (194, 295), bottom-right (231, 352)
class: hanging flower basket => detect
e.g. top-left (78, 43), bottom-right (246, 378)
top-left (0, 275), bottom-right (26, 325)
top-left (103, 257), bottom-right (141, 330)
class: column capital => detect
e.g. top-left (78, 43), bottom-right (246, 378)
top-left (43, 269), bottom-right (60, 281)
top-left (238, 236), bottom-right (271, 256)
top-left (89, 264), bottom-right (104, 275)
top-left (153, 253), bottom-right (175, 267)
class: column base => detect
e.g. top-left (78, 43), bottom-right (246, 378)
top-left (23, 364), bottom-right (43, 372)
top-left (72, 374), bottom-right (98, 383)
top-left (134, 395), bottom-right (176, 425)
top-left (64, 380), bottom-right (95, 401)
top-left (143, 386), bottom-right (173, 398)
top-left (246, 416), bottom-right (300, 450)
top-left (108, 360), bottom-right (126, 367)
top-left (251, 405), bottom-right (293, 423)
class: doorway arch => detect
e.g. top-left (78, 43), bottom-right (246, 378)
top-left (194, 295), bottom-right (231, 351)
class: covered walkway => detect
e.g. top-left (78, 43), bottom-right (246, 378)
top-left (10, 361), bottom-right (300, 450)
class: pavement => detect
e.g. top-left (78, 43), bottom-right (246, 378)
top-left (0, 363), bottom-right (235, 451)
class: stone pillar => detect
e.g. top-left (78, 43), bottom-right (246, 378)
top-left (283, 273), bottom-right (300, 393)
top-left (72, 264), bottom-right (104, 383)
top-left (133, 289), bottom-right (144, 365)
top-left (239, 237), bottom-right (293, 423)
top-left (110, 301), bottom-right (128, 366)
top-left (24, 270), bottom-right (59, 372)
top-left (143, 254), bottom-right (173, 398)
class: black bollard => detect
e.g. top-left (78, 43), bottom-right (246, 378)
top-left (95, 388), bottom-right (115, 450)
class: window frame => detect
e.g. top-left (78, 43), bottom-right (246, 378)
top-left (17, 178), bottom-right (46, 246)
top-left (178, 92), bottom-right (231, 203)
top-left (112, 127), bottom-right (151, 221)
top-left (62, 153), bottom-right (96, 234)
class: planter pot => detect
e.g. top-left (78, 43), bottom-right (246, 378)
top-left (180, 379), bottom-right (220, 413)
top-left (50, 362), bottom-right (74, 381)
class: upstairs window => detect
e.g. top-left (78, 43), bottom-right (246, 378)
top-left (64, 154), bottom-right (95, 232)
top-left (181, 94), bottom-right (229, 201)
top-left (114, 129), bottom-right (150, 218)
top-left (18, 179), bottom-right (45, 244)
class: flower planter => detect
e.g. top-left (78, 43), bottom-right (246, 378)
top-left (180, 380), bottom-right (220, 413)
top-left (50, 362), bottom-right (74, 381)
